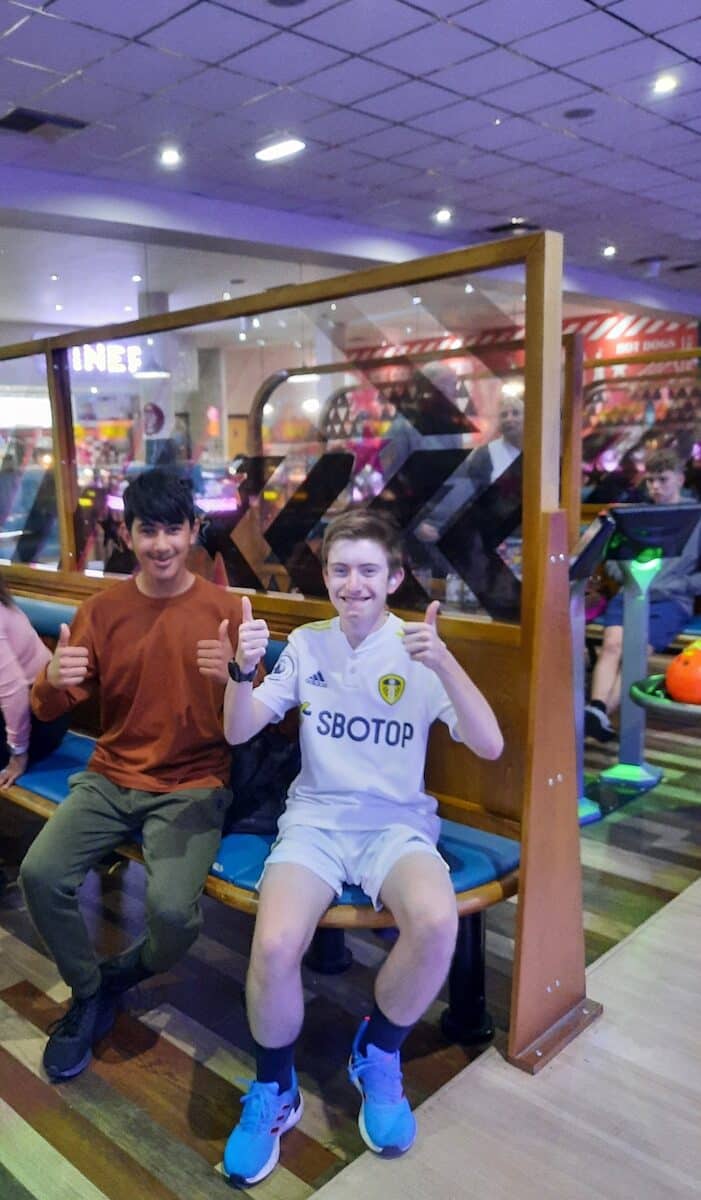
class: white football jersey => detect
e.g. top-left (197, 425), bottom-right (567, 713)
top-left (255, 613), bottom-right (460, 839)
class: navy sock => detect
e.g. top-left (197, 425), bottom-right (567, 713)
top-left (589, 699), bottom-right (607, 713)
top-left (360, 1004), bottom-right (412, 1055)
top-left (254, 1039), bottom-right (296, 1093)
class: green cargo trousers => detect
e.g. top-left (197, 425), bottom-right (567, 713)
top-left (20, 770), bottom-right (231, 999)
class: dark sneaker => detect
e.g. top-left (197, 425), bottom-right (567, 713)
top-left (43, 992), bottom-right (100, 1081)
top-left (584, 704), bottom-right (617, 743)
top-left (223, 1072), bottom-right (303, 1186)
top-left (348, 1021), bottom-right (416, 1157)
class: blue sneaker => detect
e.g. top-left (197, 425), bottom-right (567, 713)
top-left (223, 1072), bottom-right (303, 1186)
top-left (348, 1021), bottom-right (416, 1157)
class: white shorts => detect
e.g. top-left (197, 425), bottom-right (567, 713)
top-left (259, 822), bottom-right (447, 910)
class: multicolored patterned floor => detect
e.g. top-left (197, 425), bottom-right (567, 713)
top-left (0, 719), bottom-right (698, 1199)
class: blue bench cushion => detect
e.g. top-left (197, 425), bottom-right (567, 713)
top-left (13, 596), bottom-right (78, 637)
top-left (211, 819), bottom-right (520, 906)
top-left (19, 731), bottom-right (94, 801)
top-left (15, 733), bottom-right (520, 906)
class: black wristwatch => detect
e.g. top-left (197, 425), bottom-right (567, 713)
top-left (228, 660), bottom-right (256, 683)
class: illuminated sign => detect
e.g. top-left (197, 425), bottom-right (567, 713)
top-left (71, 343), bottom-right (143, 375)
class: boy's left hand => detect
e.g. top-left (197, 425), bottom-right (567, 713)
top-left (402, 601), bottom-right (446, 669)
top-left (0, 751), bottom-right (28, 788)
top-left (197, 619), bottom-right (231, 684)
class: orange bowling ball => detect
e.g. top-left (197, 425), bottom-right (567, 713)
top-left (665, 639), bottom-right (701, 705)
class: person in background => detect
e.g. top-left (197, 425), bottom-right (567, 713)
top-left (20, 468), bottom-right (245, 1083)
top-left (221, 509), bottom-right (503, 1187)
top-left (415, 395), bottom-right (524, 544)
top-left (0, 573), bottom-right (69, 789)
top-left (586, 447), bottom-right (648, 504)
top-left (585, 449), bottom-right (701, 740)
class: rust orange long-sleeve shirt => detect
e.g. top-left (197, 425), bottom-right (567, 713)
top-left (31, 576), bottom-right (243, 792)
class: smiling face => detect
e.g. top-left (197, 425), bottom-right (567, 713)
top-left (125, 517), bottom-right (197, 596)
top-left (323, 536), bottom-right (404, 647)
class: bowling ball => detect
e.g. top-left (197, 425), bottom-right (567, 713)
top-left (665, 639), bottom-right (701, 704)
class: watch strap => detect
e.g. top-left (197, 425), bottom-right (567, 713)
top-left (228, 660), bottom-right (256, 683)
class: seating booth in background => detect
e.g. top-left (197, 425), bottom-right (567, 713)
top-left (0, 232), bottom-right (601, 1073)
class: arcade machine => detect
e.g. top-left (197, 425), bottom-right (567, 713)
top-left (597, 502), bottom-right (701, 807)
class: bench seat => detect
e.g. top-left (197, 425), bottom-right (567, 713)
top-left (6, 730), bottom-right (520, 928)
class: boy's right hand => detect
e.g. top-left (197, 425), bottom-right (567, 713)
top-left (46, 623), bottom-right (89, 689)
top-left (235, 595), bottom-right (269, 674)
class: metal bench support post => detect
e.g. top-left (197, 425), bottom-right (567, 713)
top-left (440, 911), bottom-right (494, 1044)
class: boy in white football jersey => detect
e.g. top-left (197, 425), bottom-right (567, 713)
top-left (222, 510), bottom-right (503, 1186)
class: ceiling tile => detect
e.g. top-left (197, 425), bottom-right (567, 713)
top-left (346, 123), bottom-right (436, 160)
top-left (608, 0), bottom-right (701, 34)
top-left (115, 94), bottom-right (209, 138)
top-left (368, 21), bottom-right (489, 73)
top-left (156, 67), bottom-right (268, 114)
top-left (303, 106), bottom-right (390, 145)
top-left (294, 0), bottom-right (430, 54)
top-left (0, 57), bottom-right (58, 105)
top-left (565, 38), bottom-right (683, 87)
top-left (512, 12), bottom-right (639, 68)
top-left (47, 0), bottom-right (192, 38)
top-left (38, 76), bottom-right (139, 122)
top-left (223, 31), bottom-right (346, 85)
top-left (298, 58), bottom-right (407, 104)
top-left (240, 86), bottom-right (332, 129)
top-left (2, 12), bottom-right (125, 72)
top-left (454, 0), bottom-right (590, 43)
top-left (356, 79), bottom-right (458, 121)
top-left (61, 122), bottom-right (150, 159)
top-left (393, 138), bottom-right (462, 169)
top-left (430, 48), bottom-right (542, 94)
top-left (647, 18), bottom-right (701, 58)
top-left (214, 0), bottom-right (343, 26)
top-left (85, 42), bottom-right (201, 92)
top-left (486, 71), bottom-right (588, 114)
top-left (469, 114), bottom-right (541, 150)
top-left (408, 97), bottom-right (494, 137)
top-left (143, 2), bottom-right (274, 64)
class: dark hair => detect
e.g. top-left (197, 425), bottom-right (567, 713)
top-left (646, 449), bottom-right (683, 477)
top-left (321, 508), bottom-right (404, 573)
top-left (0, 572), bottom-right (13, 609)
top-left (122, 468), bottom-right (196, 531)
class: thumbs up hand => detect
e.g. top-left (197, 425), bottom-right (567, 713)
top-left (402, 601), bottom-right (445, 669)
top-left (234, 594), bottom-right (270, 675)
top-left (46, 623), bottom-right (90, 689)
top-left (197, 618), bottom-right (233, 683)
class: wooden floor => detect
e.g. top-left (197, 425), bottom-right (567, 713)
top-left (0, 719), bottom-right (698, 1199)
top-left (317, 876), bottom-right (701, 1200)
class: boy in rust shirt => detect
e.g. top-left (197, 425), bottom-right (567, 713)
top-left (22, 468), bottom-right (242, 1082)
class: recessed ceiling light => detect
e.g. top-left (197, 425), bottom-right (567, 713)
top-left (131, 273), bottom-right (142, 283)
top-left (653, 74), bottom-right (678, 95)
top-left (412, 295), bottom-right (422, 304)
top-left (511, 216), bottom-right (525, 225)
top-left (159, 145), bottom-right (182, 168)
top-left (222, 290), bottom-right (231, 300)
top-left (603, 244), bottom-right (617, 258)
top-left (238, 331), bottom-right (247, 342)
top-left (124, 305), bottom-right (132, 312)
top-left (290, 373), bottom-right (320, 383)
top-left (255, 137), bottom-right (305, 163)
top-left (55, 303), bottom-right (63, 311)
top-left (257, 338), bottom-right (266, 346)
top-left (464, 283), bottom-right (474, 294)
top-left (252, 316), bottom-right (261, 328)
top-left (90, 386), bottom-right (98, 395)
top-left (433, 207), bottom-right (452, 224)
top-left (50, 273), bottom-right (59, 281)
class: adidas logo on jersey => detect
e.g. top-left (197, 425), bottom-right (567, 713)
top-left (305, 670), bottom-right (327, 687)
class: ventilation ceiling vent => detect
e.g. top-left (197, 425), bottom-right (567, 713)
top-left (0, 107), bottom-right (87, 140)
top-left (484, 221), bottom-right (540, 234)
